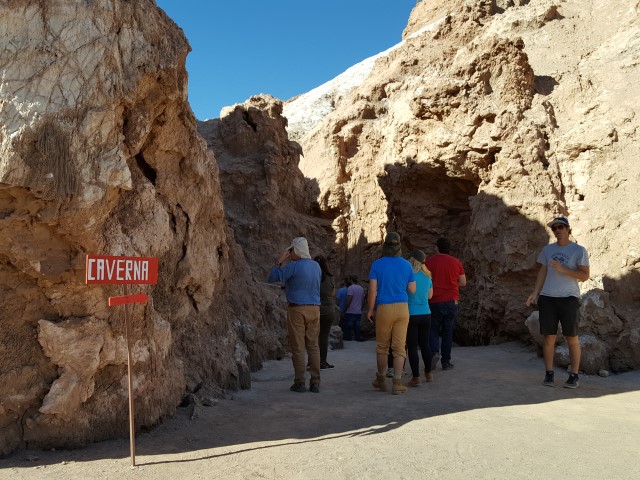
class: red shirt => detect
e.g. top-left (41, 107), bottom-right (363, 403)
top-left (424, 254), bottom-right (465, 303)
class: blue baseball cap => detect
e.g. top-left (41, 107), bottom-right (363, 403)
top-left (547, 216), bottom-right (570, 228)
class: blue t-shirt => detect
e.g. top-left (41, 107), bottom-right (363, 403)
top-left (268, 258), bottom-right (321, 305)
top-left (537, 242), bottom-right (589, 298)
top-left (336, 287), bottom-right (348, 312)
top-left (408, 271), bottom-right (432, 315)
top-left (368, 256), bottom-right (415, 305)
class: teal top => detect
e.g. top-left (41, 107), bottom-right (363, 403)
top-left (408, 270), bottom-right (432, 315)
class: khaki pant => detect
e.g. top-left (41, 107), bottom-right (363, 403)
top-left (375, 302), bottom-right (409, 358)
top-left (288, 305), bottom-right (321, 385)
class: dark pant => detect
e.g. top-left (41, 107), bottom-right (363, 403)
top-left (318, 309), bottom-right (334, 363)
top-left (429, 301), bottom-right (457, 364)
top-left (342, 313), bottom-right (363, 341)
top-left (407, 314), bottom-right (432, 377)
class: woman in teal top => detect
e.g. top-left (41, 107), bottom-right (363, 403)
top-left (406, 250), bottom-right (434, 386)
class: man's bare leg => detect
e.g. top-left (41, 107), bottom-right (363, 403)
top-left (566, 335), bottom-right (581, 373)
top-left (543, 334), bottom-right (557, 371)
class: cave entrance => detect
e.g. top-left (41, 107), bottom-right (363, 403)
top-left (379, 162), bottom-right (478, 258)
top-left (378, 162), bottom-right (480, 345)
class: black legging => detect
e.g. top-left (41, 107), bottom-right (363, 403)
top-left (319, 310), bottom-right (334, 364)
top-left (406, 314), bottom-right (432, 377)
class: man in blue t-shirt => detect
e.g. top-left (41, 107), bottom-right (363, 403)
top-left (269, 237), bottom-right (322, 393)
top-left (526, 217), bottom-right (590, 389)
top-left (367, 232), bottom-right (416, 395)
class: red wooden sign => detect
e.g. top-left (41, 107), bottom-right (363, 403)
top-left (108, 293), bottom-right (150, 306)
top-left (85, 255), bottom-right (158, 285)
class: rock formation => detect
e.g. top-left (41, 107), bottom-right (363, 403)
top-left (283, 0), bottom-right (640, 372)
top-left (197, 95), bottom-right (334, 282)
top-left (0, 0), bottom-right (282, 456)
top-left (2, 0), bottom-right (639, 458)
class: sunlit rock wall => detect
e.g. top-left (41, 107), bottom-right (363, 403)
top-left (284, 0), bottom-right (640, 371)
top-left (0, 0), bottom-right (282, 456)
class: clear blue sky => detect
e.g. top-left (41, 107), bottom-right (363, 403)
top-left (155, 1), bottom-right (417, 120)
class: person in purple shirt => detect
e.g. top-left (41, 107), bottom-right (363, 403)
top-left (268, 237), bottom-right (322, 393)
top-left (335, 276), bottom-right (352, 328)
top-left (367, 232), bottom-right (416, 395)
top-left (343, 275), bottom-right (365, 341)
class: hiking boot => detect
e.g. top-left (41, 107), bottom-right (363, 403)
top-left (564, 372), bottom-right (579, 389)
top-left (392, 379), bottom-right (407, 395)
top-left (543, 371), bottom-right (555, 387)
top-left (290, 383), bottom-right (306, 393)
top-left (408, 376), bottom-right (421, 387)
top-left (430, 353), bottom-right (441, 371)
top-left (386, 368), bottom-right (395, 378)
top-left (442, 362), bottom-right (454, 370)
top-left (309, 383), bottom-right (320, 393)
top-left (425, 371), bottom-right (434, 382)
top-left (372, 373), bottom-right (388, 391)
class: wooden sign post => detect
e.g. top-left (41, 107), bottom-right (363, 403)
top-left (86, 254), bottom-right (158, 467)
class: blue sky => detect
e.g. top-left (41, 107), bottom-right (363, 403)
top-left (155, 1), bottom-right (417, 120)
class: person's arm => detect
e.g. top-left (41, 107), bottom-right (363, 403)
top-left (457, 274), bottom-right (467, 288)
top-left (407, 281), bottom-right (416, 294)
top-left (267, 266), bottom-right (283, 283)
top-left (268, 248), bottom-right (292, 281)
top-left (367, 279), bottom-right (377, 323)
top-left (526, 264), bottom-right (547, 306)
top-left (428, 287), bottom-right (433, 300)
top-left (549, 260), bottom-right (590, 282)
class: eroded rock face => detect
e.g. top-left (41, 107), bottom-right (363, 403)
top-left (284, 0), bottom-right (640, 368)
top-left (0, 0), bottom-right (280, 456)
top-left (197, 95), bottom-right (335, 280)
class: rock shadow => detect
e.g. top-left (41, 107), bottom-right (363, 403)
top-left (601, 267), bottom-right (640, 371)
top-left (3, 342), bottom-right (639, 467)
top-left (376, 162), bottom-right (549, 349)
top-left (534, 75), bottom-right (559, 96)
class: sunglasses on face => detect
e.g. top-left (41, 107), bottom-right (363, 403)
top-left (551, 224), bottom-right (566, 231)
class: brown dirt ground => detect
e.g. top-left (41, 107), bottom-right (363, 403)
top-left (1, 341), bottom-right (639, 479)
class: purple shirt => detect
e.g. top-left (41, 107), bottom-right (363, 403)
top-left (345, 284), bottom-right (365, 314)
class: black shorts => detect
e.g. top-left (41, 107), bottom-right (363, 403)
top-left (538, 295), bottom-right (580, 336)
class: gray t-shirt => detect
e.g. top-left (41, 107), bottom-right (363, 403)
top-left (538, 242), bottom-right (590, 298)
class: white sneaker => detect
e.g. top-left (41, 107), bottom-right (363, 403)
top-left (386, 368), bottom-right (394, 378)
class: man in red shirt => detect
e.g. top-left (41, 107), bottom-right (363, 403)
top-left (424, 238), bottom-right (466, 370)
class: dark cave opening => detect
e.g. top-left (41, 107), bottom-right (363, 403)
top-left (378, 162), bottom-right (480, 346)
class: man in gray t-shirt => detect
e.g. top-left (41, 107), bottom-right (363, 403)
top-left (526, 217), bottom-right (590, 389)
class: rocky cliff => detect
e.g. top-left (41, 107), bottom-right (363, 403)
top-left (2, 0), bottom-right (639, 458)
top-left (284, 0), bottom-right (640, 369)
top-left (197, 95), bottom-right (335, 282)
top-left (0, 0), bottom-right (283, 456)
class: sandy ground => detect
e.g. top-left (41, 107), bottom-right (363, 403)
top-left (1, 341), bottom-right (639, 480)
